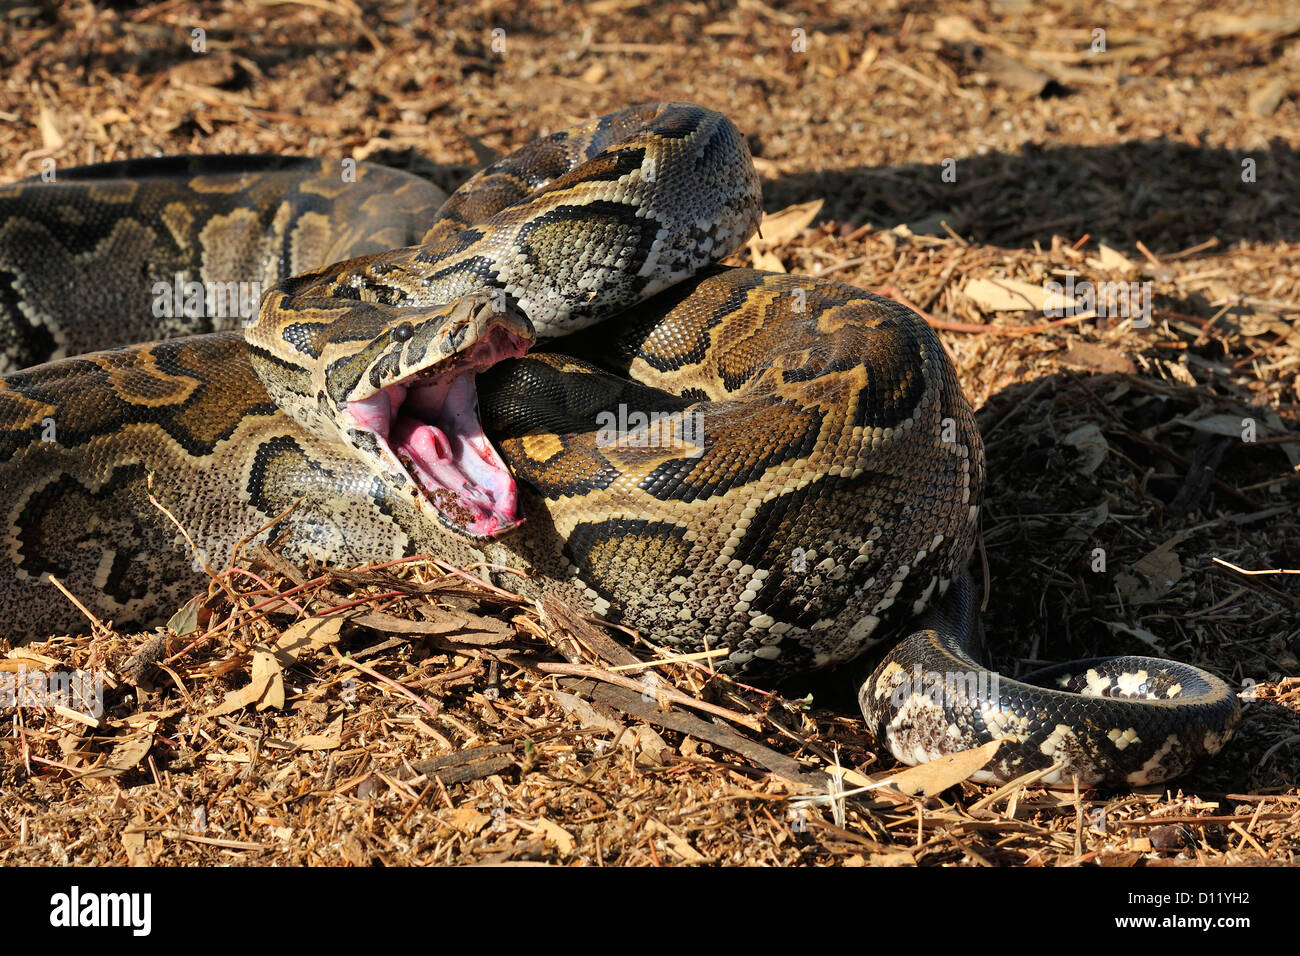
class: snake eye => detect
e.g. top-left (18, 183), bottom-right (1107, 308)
top-left (393, 323), bottom-right (414, 342)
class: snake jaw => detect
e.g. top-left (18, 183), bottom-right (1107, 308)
top-left (341, 320), bottom-right (531, 539)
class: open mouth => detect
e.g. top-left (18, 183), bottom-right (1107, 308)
top-left (342, 323), bottom-right (530, 538)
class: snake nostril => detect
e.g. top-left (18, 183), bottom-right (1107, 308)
top-left (393, 323), bottom-right (414, 342)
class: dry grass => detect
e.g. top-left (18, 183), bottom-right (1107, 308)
top-left (1, 0), bottom-right (1298, 866)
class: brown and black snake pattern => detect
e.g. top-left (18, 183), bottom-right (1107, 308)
top-left (0, 103), bottom-right (1238, 786)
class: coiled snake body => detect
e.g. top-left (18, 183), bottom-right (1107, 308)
top-left (0, 103), bottom-right (1238, 786)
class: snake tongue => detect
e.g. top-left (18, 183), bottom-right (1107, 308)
top-left (387, 373), bottom-right (519, 537)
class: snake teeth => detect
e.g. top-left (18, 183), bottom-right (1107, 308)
top-left (342, 326), bottom-right (527, 538)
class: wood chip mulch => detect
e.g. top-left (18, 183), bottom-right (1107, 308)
top-left (1, 0), bottom-right (1297, 866)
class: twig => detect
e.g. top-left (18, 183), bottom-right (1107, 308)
top-left (1211, 557), bottom-right (1299, 576)
top-left (45, 576), bottom-right (107, 634)
top-left (537, 662), bottom-right (762, 731)
top-left (605, 649), bottom-right (731, 672)
top-left (330, 648), bottom-right (439, 718)
top-left (1113, 813), bottom-right (1297, 827)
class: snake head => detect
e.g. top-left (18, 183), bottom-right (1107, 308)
top-left (297, 293), bottom-right (535, 539)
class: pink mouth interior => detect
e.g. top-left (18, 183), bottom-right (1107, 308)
top-left (344, 326), bottom-right (528, 537)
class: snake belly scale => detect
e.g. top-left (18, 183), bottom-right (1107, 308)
top-left (0, 103), bottom-right (1239, 786)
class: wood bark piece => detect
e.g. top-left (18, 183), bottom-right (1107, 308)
top-left (559, 677), bottom-right (829, 790)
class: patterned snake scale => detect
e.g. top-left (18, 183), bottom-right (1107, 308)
top-left (0, 103), bottom-right (1239, 787)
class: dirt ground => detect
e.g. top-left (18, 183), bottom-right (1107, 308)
top-left (0, 0), bottom-right (1298, 866)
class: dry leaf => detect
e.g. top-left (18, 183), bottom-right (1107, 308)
top-left (1237, 313), bottom-right (1289, 337)
top-left (1114, 541), bottom-right (1185, 604)
top-left (167, 596), bottom-right (201, 637)
top-left (207, 647), bottom-right (285, 716)
top-left (531, 817), bottom-right (576, 854)
top-left (94, 107), bottom-right (131, 126)
top-left (627, 724), bottom-right (670, 763)
top-left (441, 806), bottom-right (492, 835)
top-left (169, 52), bottom-right (238, 88)
top-left (276, 616), bottom-right (345, 660)
top-left (1104, 620), bottom-right (1163, 649)
top-left (1134, 538), bottom-right (1184, 590)
top-left (1248, 77), bottom-right (1289, 116)
top-left (885, 739), bottom-right (1004, 796)
top-left (1173, 413), bottom-right (1253, 438)
top-left (932, 15), bottom-right (978, 41)
top-left (906, 211), bottom-right (965, 236)
top-left (352, 609), bottom-right (513, 643)
top-left (949, 41), bottom-right (1057, 96)
top-left (549, 689), bottom-right (624, 733)
top-left (751, 199), bottom-right (823, 247)
top-left (750, 247), bottom-right (785, 272)
top-left (823, 763), bottom-right (875, 788)
top-left (119, 711), bottom-right (176, 729)
top-left (1062, 423), bottom-right (1109, 476)
top-left (1058, 502), bottom-right (1108, 548)
top-left (1061, 341), bottom-right (1137, 374)
top-left (645, 818), bottom-right (708, 863)
top-left (36, 99), bottom-right (64, 151)
top-left (1098, 850), bottom-right (1144, 867)
top-left (87, 733), bottom-right (154, 777)
top-left (122, 827), bottom-right (150, 866)
top-left (962, 277), bottom-right (1045, 312)
top-left (864, 850), bottom-right (916, 866)
top-left (1098, 243), bottom-right (1136, 275)
top-left (294, 715), bottom-right (343, 751)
